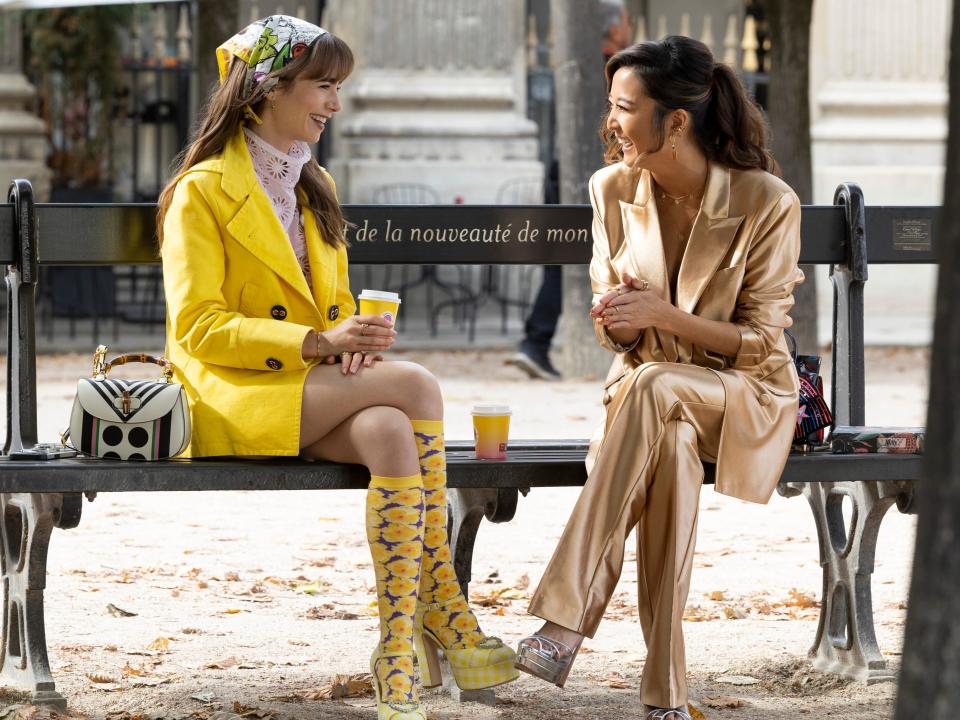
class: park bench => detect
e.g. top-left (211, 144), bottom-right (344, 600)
top-left (0, 178), bottom-right (933, 708)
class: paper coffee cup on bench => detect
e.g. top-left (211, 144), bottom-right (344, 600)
top-left (472, 404), bottom-right (511, 460)
top-left (358, 289), bottom-right (401, 324)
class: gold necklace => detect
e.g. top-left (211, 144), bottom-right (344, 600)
top-left (655, 187), bottom-right (702, 206)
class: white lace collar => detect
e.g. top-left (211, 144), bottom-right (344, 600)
top-left (242, 126), bottom-right (312, 232)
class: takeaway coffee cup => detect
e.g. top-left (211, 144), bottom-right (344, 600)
top-left (358, 289), bottom-right (401, 324)
top-left (472, 404), bottom-right (512, 460)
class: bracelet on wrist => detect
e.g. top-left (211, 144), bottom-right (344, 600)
top-left (605, 327), bottom-right (641, 353)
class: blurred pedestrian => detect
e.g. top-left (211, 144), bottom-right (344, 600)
top-left (510, 0), bottom-right (633, 381)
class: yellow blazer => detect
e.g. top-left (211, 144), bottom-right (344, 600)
top-left (161, 128), bottom-right (355, 457)
top-left (587, 161), bottom-right (805, 504)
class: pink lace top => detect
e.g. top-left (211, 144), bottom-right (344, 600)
top-left (243, 127), bottom-right (313, 286)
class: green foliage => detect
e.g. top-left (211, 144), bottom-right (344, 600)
top-left (23, 6), bottom-right (132, 188)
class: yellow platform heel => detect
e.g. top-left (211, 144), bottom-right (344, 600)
top-left (414, 601), bottom-right (520, 691)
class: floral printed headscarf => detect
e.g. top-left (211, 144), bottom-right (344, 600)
top-left (217, 15), bottom-right (328, 95)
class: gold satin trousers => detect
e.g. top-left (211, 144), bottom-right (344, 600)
top-left (528, 362), bottom-right (726, 708)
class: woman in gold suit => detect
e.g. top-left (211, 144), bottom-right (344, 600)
top-left (515, 36), bottom-right (803, 720)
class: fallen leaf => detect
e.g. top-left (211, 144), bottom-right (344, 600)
top-left (703, 694), bottom-right (747, 709)
top-left (287, 639), bottom-right (310, 647)
top-left (132, 677), bottom-right (173, 687)
top-left (232, 701), bottom-right (274, 719)
top-left (147, 637), bottom-right (171, 651)
top-left (182, 627), bottom-right (203, 635)
top-left (121, 662), bottom-right (147, 677)
top-left (301, 674), bottom-right (373, 700)
top-left (514, 573), bottom-right (530, 591)
top-left (597, 672), bottom-right (630, 689)
top-left (305, 604), bottom-right (358, 620)
top-left (222, 608), bottom-right (244, 615)
top-left (297, 580), bottom-right (330, 596)
top-left (205, 656), bottom-right (242, 669)
top-left (307, 557), bottom-right (336, 567)
top-left (106, 603), bottom-right (137, 618)
top-left (687, 703), bottom-right (706, 719)
top-left (225, 571), bottom-right (240, 582)
top-left (716, 674), bottom-right (760, 686)
top-left (86, 673), bottom-right (119, 684)
top-left (723, 606), bottom-right (747, 620)
top-left (786, 588), bottom-right (819, 608)
top-left (86, 673), bottom-right (122, 692)
top-left (708, 590), bottom-right (727, 601)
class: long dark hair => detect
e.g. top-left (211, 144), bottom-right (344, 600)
top-left (157, 32), bottom-right (354, 248)
top-left (600, 35), bottom-right (778, 174)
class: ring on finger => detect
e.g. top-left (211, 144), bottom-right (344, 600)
top-left (360, 323), bottom-right (369, 336)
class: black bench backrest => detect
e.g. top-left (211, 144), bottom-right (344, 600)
top-left (0, 179), bottom-right (940, 456)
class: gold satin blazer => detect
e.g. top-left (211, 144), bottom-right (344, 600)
top-left (587, 161), bottom-right (805, 504)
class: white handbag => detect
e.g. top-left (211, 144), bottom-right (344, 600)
top-left (66, 346), bottom-right (190, 460)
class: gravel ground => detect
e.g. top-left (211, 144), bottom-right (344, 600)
top-left (0, 346), bottom-right (928, 720)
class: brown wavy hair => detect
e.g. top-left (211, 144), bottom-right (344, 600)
top-left (600, 35), bottom-right (778, 175)
top-left (157, 32), bottom-right (354, 248)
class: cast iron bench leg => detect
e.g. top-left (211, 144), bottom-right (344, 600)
top-left (448, 488), bottom-right (521, 599)
top-left (0, 492), bottom-right (82, 709)
top-left (778, 479), bottom-right (913, 683)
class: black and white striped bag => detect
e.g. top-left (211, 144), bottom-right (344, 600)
top-left (66, 346), bottom-right (190, 460)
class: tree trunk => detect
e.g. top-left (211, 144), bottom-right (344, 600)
top-left (766, 0), bottom-right (818, 354)
top-left (196, 0), bottom-right (239, 107)
top-left (552, 0), bottom-right (611, 379)
top-left (894, 2), bottom-right (960, 715)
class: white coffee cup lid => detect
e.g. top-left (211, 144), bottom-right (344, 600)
top-left (471, 403), bottom-right (512, 416)
top-left (358, 289), bottom-right (401, 303)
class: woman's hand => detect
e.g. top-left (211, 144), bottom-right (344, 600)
top-left (319, 314), bottom-right (396, 356)
top-left (339, 351), bottom-right (384, 375)
top-left (591, 272), bottom-right (674, 331)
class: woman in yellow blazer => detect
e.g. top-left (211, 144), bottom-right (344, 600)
top-left (156, 17), bottom-right (517, 720)
top-left (515, 37), bottom-right (804, 720)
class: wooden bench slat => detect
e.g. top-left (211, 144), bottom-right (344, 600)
top-left (0, 451), bottom-right (922, 492)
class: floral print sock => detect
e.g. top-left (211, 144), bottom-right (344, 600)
top-left (411, 420), bottom-right (485, 650)
top-left (366, 474), bottom-right (425, 704)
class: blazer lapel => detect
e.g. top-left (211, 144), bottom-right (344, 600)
top-left (675, 163), bottom-right (744, 313)
top-left (304, 209), bottom-right (336, 315)
top-left (225, 193), bottom-right (316, 307)
top-left (222, 129), bottom-right (316, 309)
top-left (618, 170), bottom-right (679, 361)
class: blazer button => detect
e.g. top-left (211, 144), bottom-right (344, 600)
top-left (328, 304), bottom-right (340, 321)
top-left (270, 305), bottom-right (287, 320)
top-left (266, 358), bottom-right (283, 371)
top-left (758, 393), bottom-right (772, 406)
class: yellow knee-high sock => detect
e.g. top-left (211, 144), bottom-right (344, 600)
top-left (366, 474), bottom-right (425, 705)
top-left (411, 420), bottom-right (485, 650)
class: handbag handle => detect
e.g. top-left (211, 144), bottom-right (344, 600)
top-left (783, 329), bottom-right (798, 362)
top-left (92, 345), bottom-right (174, 382)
